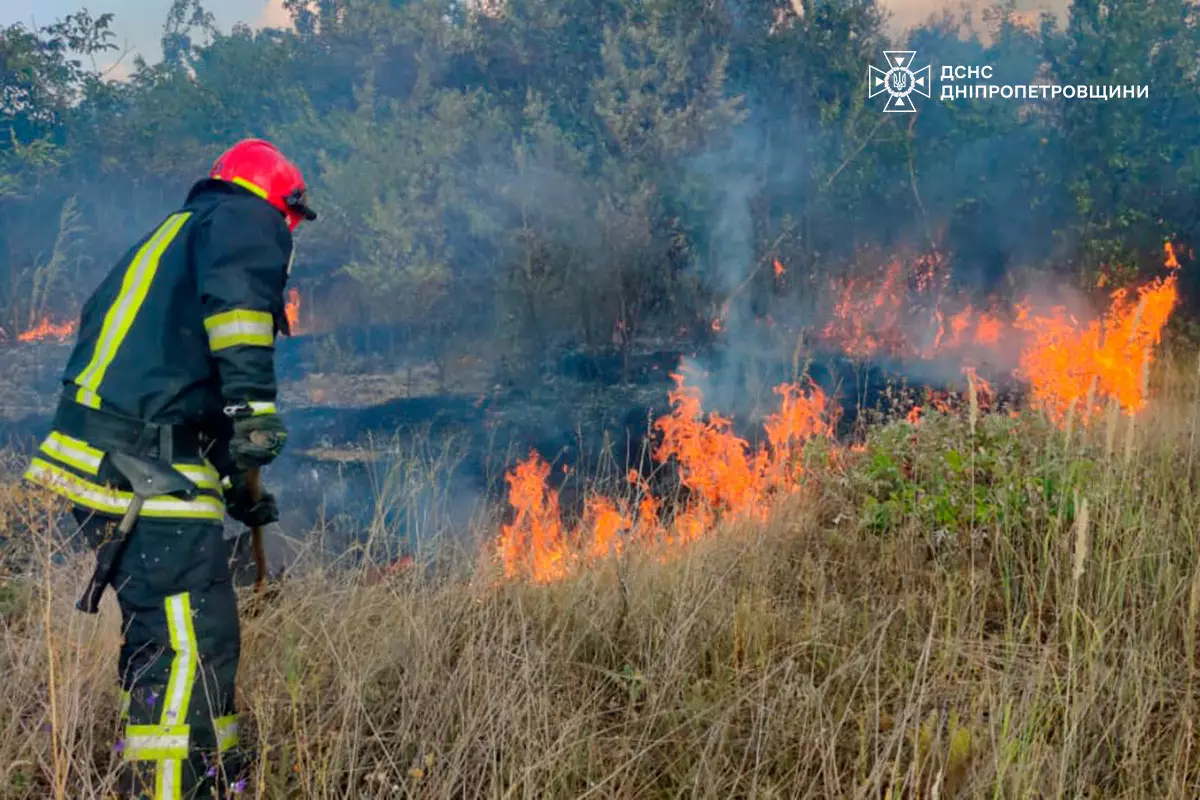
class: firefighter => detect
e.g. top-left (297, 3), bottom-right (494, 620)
top-left (22, 138), bottom-right (315, 798)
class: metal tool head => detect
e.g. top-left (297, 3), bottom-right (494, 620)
top-left (108, 451), bottom-right (199, 500)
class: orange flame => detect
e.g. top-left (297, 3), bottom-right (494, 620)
top-left (823, 256), bottom-right (1015, 362)
top-left (819, 248), bottom-right (1179, 426)
top-left (582, 496), bottom-right (630, 561)
top-left (1165, 241), bottom-right (1181, 270)
top-left (496, 370), bottom-right (832, 581)
top-left (285, 288), bottom-right (302, 333)
top-left (822, 261), bottom-right (908, 358)
top-left (497, 245), bottom-right (1184, 582)
top-left (974, 312), bottom-right (1003, 345)
top-left (773, 258), bottom-right (785, 278)
top-left (494, 452), bottom-right (571, 583)
top-left (1015, 247), bottom-right (1178, 422)
top-left (18, 317), bottom-right (77, 343)
top-left (653, 371), bottom-right (831, 535)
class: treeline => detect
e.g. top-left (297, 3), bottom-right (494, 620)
top-left (1, 0), bottom-right (1198, 379)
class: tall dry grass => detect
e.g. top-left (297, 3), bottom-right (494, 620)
top-left (2, 354), bottom-right (1200, 798)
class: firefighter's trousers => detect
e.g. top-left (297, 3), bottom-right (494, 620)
top-left (75, 509), bottom-right (245, 799)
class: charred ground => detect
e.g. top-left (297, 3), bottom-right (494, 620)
top-left (0, 328), bottom-right (1016, 555)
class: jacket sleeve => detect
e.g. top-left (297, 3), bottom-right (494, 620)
top-left (193, 198), bottom-right (292, 416)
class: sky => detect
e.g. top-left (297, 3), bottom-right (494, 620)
top-left (1, 0), bottom-right (1067, 75)
top-left (1, 0), bottom-right (291, 75)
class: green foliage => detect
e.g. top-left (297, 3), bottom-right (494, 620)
top-left (848, 411), bottom-right (1098, 540)
top-left (0, 0), bottom-right (1197, 358)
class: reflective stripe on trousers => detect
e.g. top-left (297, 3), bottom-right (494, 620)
top-left (119, 591), bottom-right (241, 798)
top-left (123, 592), bottom-right (197, 799)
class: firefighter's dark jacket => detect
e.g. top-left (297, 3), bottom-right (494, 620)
top-left (23, 179), bottom-right (293, 522)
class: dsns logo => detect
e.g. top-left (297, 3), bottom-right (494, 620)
top-left (867, 51), bottom-right (931, 112)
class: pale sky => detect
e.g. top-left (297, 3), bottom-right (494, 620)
top-left (0, 0), bottom-right (292, 75)
top-left (1, 0), bottom-right (1066, 75)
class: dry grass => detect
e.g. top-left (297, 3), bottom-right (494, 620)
top-left (3, 355), bottom-right (1200, 798)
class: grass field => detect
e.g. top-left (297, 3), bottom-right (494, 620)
top-left (2, 351), bottom-right (1200, 798)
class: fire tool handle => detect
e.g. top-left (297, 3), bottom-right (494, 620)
top-left (244, 466), bottom-right (268, 593)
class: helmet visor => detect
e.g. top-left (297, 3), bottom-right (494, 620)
top-left (285, 188), bottom-right (318, 222)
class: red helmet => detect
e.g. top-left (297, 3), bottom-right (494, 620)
top-left (209, 138), bottom-right (317, 231)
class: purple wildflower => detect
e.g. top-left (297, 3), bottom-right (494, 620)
top-left (232, 778), bottom-right (247, 793)
top-left (113, 739), bottom-right (125, 753)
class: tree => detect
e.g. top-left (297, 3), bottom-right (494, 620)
top-left (1043, 0), bottom-right (1200, 287)
top-left (1, 0), bottom-right (1196, 362)
top-left (0, 12), bottom-right (114, 333)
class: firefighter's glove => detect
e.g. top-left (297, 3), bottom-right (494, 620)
top-left (224, 472), bottom-right (279, 528)
top-left (229, 413), bottom-right (288, 469)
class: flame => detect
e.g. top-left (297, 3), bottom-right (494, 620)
top-left (582, 496), bottom-right (630, 561)
top-left (974, 312), bottom-right (1003, 345)
top-left (819, 248), bottom-right (1179, 425)
top-left (1014, 248), bottom-right (1178, 421)
top-left (964, 366), bottom-right (993, 403)
top-left (494, 452), bottom-right (571, 583)
top-left (822, 261), bottom-right (907, 358)
top-left (1165, 241), bottom-right (1181, 270)
top-left (773, 258), bottom-right (785, 278)
top-left (822, 256), bottom-right (1014, 361)
top-left (285, 288), bottom-right (302, 333)
top-left (496, 369), bottom-right (831, 581)
top-left (496, 245), bottom-right (1184, 582)
top-left (17, 316), bottom-right (77, 343)
top-left (653, 371), bottom-right (831, 539)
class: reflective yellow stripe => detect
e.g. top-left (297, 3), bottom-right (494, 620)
top-left (124, 724), bottom-right (190, 761)
top-left (156, 756), bottom-right (182, 800)
top-left (74, 385), bottom-right (102, 410)
top-left (215, 715), bottom-right (239, 752)
top-left (230, 176), bottom-right (268, 199)
top-left (40, 432), bottom-right (105, 475)
top-left (156, 594), bottom-right (195, 799)
top-left (175, 463), bottom-right (221, 492)
top-left (203, 309), bottom-right (275, 351)
top-left (23, 458), bottom-right (224, 521)
top-left (249, 401), bottom-right (277, 416)
top-left (162, 593), bottom-right (198, 728)
top-left (74, 213), bottom-right (191, 402)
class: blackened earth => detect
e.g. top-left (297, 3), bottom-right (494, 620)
top-left (0, 334), bottom-right (1022, 580)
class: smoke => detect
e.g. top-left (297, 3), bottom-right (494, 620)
top-left (659, 0), bottom-right (1099, 423)
top-left (691, 134), bottom-right (765, 301)
top-left (881, 0), bottom-right (1069, 33)
top-left (3, 0), bottom-right (1193, 536)
top-left (256, 0), bottom-right (294, 29)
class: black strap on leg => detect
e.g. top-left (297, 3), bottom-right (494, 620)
top-left (78, 516), bottom-right (125, 614)
top-left (76, 425), bottom-right (180, 614)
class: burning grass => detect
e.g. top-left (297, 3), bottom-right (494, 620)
top-left (285, 288), bottom-right (302, 334)
top-left (3, 349), bottom-right (1200, 797)
top-left (495, 370), bottom-right (833, 583)
top-left (0, 245), bottom-right (1196, 796)
top-left (495, 245), bottom-right (1182, 585)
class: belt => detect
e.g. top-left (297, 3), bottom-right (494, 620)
top-left (54, 393), bottom-right (206, 461)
